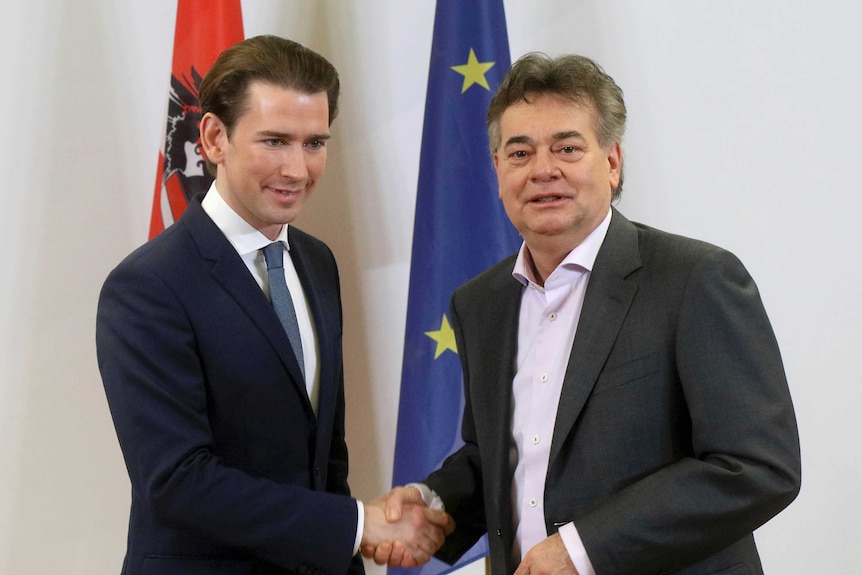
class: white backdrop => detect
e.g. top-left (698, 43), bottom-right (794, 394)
top-left (1, 1), bottom-right (858, 573)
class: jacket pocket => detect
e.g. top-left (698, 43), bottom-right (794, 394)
top-left (593, 351), bottom-right (659, 394)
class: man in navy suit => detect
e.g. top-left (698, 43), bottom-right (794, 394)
top-left (372, 53), bottom-right (801, 574)
top-left (97, 35), bottom-right (451, 575)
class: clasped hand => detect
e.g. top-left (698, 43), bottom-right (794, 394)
top-left (361, 486), bottom-right (455, 568)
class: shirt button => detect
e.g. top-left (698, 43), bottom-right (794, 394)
top-left (548, 312), bottom-right (557, 321)
top-left (532, 435), bottom-right (540, 444)
top-left (540, 373), bottom-right (548, 382)
top-left (529, 498), bottom-right (537, 507)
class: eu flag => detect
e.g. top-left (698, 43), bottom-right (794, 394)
top-left (391, 1), bottom-right (520, 573)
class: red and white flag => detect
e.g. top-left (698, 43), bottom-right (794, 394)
top-left (149, 0), bottom-right (244, 239)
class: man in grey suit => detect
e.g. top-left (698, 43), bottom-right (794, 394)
top-left (370, 53), bottom-right (800, 574)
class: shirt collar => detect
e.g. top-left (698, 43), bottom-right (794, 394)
top-left (512, 207), bottom-right (613, 288)
top-left (200, 182), bottom-right (290, 256)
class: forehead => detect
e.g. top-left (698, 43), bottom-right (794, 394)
top-left (500, 93), bottom-right (598, 141)
top-left (238, 81), bottom-right (329, 126)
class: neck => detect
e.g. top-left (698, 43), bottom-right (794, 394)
top-left (524, 241), bottom-right (572, 287)
top-left (262, 224), bottom-right (285, 242)
top-left (524, 207), bottom-right (612, 285)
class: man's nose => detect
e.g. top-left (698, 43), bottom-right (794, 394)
top-left (530, 148), bottom-right (560, 181)
top-left (280, 145), bottom-right (308, 180)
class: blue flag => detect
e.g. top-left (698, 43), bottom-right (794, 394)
top-left (391, 1), bottom-right (520, 574)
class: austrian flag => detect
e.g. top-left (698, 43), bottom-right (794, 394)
top-left (149, 0), bottom-right (244, 239)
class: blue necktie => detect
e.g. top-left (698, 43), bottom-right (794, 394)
top-left (262, 242), bottom-right (305, 380)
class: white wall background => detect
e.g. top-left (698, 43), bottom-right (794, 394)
top-left (0, 1), bottom-right (858, 573)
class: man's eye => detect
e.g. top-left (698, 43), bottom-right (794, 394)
top-left (560, 146), bottom-right (581, 154)
top-left (265, 139), bottom-right (283, 147)
top-left (511, 150), bottom-right (527, 159)
top-left (307, 140), bottom-right (325, 150)
top-left (557, 145), bottom-right (585, 159)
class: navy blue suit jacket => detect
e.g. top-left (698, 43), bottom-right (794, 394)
top-left (97, 195), bottom-right (363, 575)
top-left (426, 209), bottom-right (800, 575)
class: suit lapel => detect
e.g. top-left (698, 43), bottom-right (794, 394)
top-left (471, 259), bottom-right (521, 559)
top-left (477, 261), bottom-right (521, 449)
top-left (549, 209), bottom-right (642, 465)
top-left (289, 228), bottom-right (339, 427)
top-left (183, 198), bottom-right (314, 418)
top-left (494, 272), bottom-right (522, 574)
top-left (288, 228), bottom-right (348, 483)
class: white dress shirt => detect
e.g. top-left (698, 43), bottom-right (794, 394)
top-left (201, 184), bottom-right (320, 413)
top-left (509, 207), bottom-right (612, 575)
top-left (201, 183), bottom-right (363, 555)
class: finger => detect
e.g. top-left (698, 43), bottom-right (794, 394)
top-left (385, 487), bottom-right (414, 523)
top-left (423, 507), bottom-right (455, 533)
top-left (399, 485), bottom-right (425, 504)
top-left (399, 549), bottom-right (416, 570)
top-left (444, 514), bottom-right (455, 536)
top-left (386, 486), bottom-right (421, 522)
top-left (514, 549), bottom-right (535, 575)
top-left (409, 547), bottom-right (431, 567)
top-left (388, 541), bottom-right (409, 568)
top-left (428, 514), bottom-right (452, 546)
top-left (372, 541), bottom-right (393, 566)
top-left (399, 507), bottom-right (440, 553)
top-left (360, 544), bottom-right (375, 559)
top-left (414, 528), bottom-right (445, 560)
top-left (406, 507), bottom-right (449, 555)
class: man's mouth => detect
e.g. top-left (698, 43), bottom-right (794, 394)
top-left (268, 186), bottom-right (303, 196)
top-left (532, 195), bottom-right (562, 203)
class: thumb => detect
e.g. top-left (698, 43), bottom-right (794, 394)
top-left (385, 486), bottom-right (421, 521)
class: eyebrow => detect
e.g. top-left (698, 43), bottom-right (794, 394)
top-left (503, 135), bottom-right (531, 148)
top-left (552, 130), bottom-right (585, 141)
top-left (503, 130), bottom-right (586, 148)
top-left (257, 130), bottom-right (331, 141)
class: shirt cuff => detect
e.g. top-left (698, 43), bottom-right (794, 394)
top-left (405, 482), bottom-right (444, 510)
top-left (558, 522), bottom-right (595, 575)
top-left (353, 500), bottom-right (364, 556)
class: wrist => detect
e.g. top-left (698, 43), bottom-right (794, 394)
top-left (405, 483), bottom-right (444, 510)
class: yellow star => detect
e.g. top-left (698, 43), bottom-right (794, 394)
top-left (451, 48), bottom-right (495, 94)
top-left (425, 314), bottom-right (458, 359)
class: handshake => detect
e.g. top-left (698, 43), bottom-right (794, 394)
top-left (360, 486), bottom-right (455, 568)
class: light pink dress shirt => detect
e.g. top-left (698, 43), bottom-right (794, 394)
top-left (509, 207), bottom-right (612, 575)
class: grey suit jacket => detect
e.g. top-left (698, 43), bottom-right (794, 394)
top-left (426, 208), bottom-right (800, 575)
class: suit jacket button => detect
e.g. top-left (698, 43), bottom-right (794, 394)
top-left (496, 529), bottom-right (502, 537)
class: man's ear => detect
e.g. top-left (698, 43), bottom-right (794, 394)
top-left (606, 142), bottom-right (622, 191)
top-left (200, 112), bottom-right (227, 166)
top-left (493, 152), bottom-right (503, 198)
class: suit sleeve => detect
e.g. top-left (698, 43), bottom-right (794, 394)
top-left (320, 270), bottom-right (365, 575)
top-left (96, 259), bottom-right (359, 574)
top-left (423, 295), bottom-right (491, 563)
top-left (325, 265), bottom-right (352, 497)
top-left (575, 249), bottom-right (801, 574)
